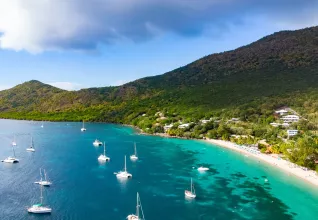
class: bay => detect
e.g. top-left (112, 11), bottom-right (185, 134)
top-left (0, 119), bottom-right (318, 220)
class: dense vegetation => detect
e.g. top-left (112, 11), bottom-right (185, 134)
top-left (0, 26), bottom-right (317, 170)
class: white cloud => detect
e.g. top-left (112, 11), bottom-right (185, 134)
top-left (0, 0), bottom-right (316, 53)
top-left (0, 85), bottom-right (11, 91)
top-left (48, 82), bottom-right (82, 91)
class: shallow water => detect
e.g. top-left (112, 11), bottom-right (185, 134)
top-left (0, 119), bottom-right (317, 220)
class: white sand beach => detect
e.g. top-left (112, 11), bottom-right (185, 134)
top-left (206, 139), bottom-right (318, 186)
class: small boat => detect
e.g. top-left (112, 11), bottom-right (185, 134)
top-left (185, 178), bottom-right (196, 199)
top-left (93, 139), bottom-right (103, 146)
top-left (34, 169), bottom-right (52, 186)
top-left (130, 142), bottom-right (138, 161)
top-left (81, 120), bottom-right (86, 132)
top-left (127, 192), bottom-right (145, 220)
top-left (26, 136), bottom-right (36, 152)
top-left (115, 155), bottom-right (132, 179)
top-left (197, 166), bottom-right (209, 171)
top-left (27, 184), bottom-right (52, 214)
top-left (41, 122), bottom-right (44, 128)
top-left (2, 144), bottom-right (19, 163)
top-left (98, 142), bottom-right (110, 162)
top-left (12, 135), bottom-right (17, 146)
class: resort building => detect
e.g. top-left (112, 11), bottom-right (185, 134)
top-left (281, 115), bottom-right (299, 123)
top-left (200, 119), bottom-right (211, 124)
top-left (270, 122), bottom-right (280, 127)
top-left (287, 130), bottom-right (298, 137)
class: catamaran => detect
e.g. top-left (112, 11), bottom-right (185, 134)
top-left (130, 142), bottom-right (138, 161)
top-left (81, 120), bottom-right (86, 132)
top-left (27, 184), bottom-right (52, 214)
top-left (185, 178), bottom-right (196, 198)
top-left (127, 192), bottom-right (145, 220)
top-left (93, 139), bottom-right (103, 146)
top-left (34, 168), bottom-right (52, 186)
top-left (115, 155), bottom-right (132, 179)
top-left (26, 136), bottom-right (36, 152)
top-left (98, 142), bottom-right (110, 162)
top-left (1, 143), bottom-right (19, 163)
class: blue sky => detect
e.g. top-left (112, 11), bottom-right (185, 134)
top-left (0, 0), bottom-right (317, 90)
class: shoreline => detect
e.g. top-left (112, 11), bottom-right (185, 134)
top-left (137, 130), bottom-right (318, 187)
top-left (205, 139), bottom-right (318, 186)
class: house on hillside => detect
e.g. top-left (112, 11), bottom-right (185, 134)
top-left (178, 123), bottom-right (191, 129)
top-left (281, 115), bottom-right (299, 123)
top-left (275, 109), bottom-right (288, 115)
top-left (200, 119), bottom-right (211, 124)
top-left (164, 124), bottom-right (173, 131)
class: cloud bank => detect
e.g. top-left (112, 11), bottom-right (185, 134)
top-left (0, 0), bottom-right (317, 53)
top-left (49, 82), bottom-right (82, 91)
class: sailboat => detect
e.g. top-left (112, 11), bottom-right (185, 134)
top-left (81, 120), bottom-right (86, 132)
top-left (98, 142), bottom-right (110, 162)
top-left (1, 143), bottom-right (19, 163)
top-left (34, 168), bottom-right (52, 186)
top-left (115, 155), bottom-right (132, 178)
top-left (93, 139), bottom-right (103, 146)
top-left (26, 136), bottom-right (36, 152)
top-left (41, 122), bottom-right (44, 128)
top-left (197, 166), bottom-right (209, 171)
top-left (185, 178), bottom-right (196, 198)
top-left (27, 184), bottom-right (52, 214)
top-left (12, 135), bottom-right (17, 146)
top-left (127, 192), bottom-right (145, 220)
top-left (130, 142), bottom-right (138, 161)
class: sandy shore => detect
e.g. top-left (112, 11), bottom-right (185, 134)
top-left (206, 139), bottom-right (318, 186)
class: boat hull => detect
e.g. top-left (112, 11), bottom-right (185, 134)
top-left (98, 155), bottom-right (110, 162)
top-left (28, 207), bottom-right (52, 214)
top-left (26, 148), bottom-right (35, 152)
top-left (185, 190), bottom-right (196, 198)
top-left (116, 171), bottom-right (132, 179)
top-left (34, 181), bottom-right (52, 186)
top-left (130, 155), bottom-right (138, 161)
top-left (127, 214), bottom-right (139, 220)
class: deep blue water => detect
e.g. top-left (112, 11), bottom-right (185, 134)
top-left (0, 119), bottom-right (318, 220)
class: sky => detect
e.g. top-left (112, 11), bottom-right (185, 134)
top-left (0, 0), bottom-right (317, 91)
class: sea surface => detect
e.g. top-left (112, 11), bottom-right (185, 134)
top-left (0, 119), bottom-right (318, 220)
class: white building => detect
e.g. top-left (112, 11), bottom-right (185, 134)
top-left (287, 130), bottom-right (298, 137)
top-left (275, 109), bottom-right (288, 115)
top-left (178, 123), bottom-right (190, 129)
top-left (281, 115), bottom-right (299, 123)
top-left (270, 122), bottom-right (280, 127)
top-left (164, 124), bottom-right (173, 131)
top-left (200, 119), bottom-right (211, 124)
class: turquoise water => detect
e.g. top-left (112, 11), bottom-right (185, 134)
top-left (0, 119), bottom-right (318, 220)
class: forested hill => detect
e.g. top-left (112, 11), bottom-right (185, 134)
top-left (0, 26), bottom-right (318, 123)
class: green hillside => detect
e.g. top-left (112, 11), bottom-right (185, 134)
top-left (0, 26), bottom-right (317, 170)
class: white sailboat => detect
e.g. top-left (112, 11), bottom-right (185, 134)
top-left (26, 136), bottom-right (36, 152)
top-left (41, 122), bottom-right (44, 128)
top-left (130, 142), bottom-right (138, 161)
top-left (27, 184), bottom-right (52, 214)
top-left (93, 139), bottom-right (102, 146)
top-left (98, 142), bottom-right (110, 162)
top-left (115, 155), bottom-right (132, 179)
top-left (2, 144), bottom-right (19, 163)
top-left (185, 178), bottom-right (196, 198)
top-left (127, 192), bottom-right (145, 220)
top-left (81, 120), bottom-right (86, 132)
top-left (12, 135), bottom-right (17, 146)
top-left (34, 168), bottom-right (52, 186)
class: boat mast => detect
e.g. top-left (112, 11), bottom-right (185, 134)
top-left (124, 155), bottom-right (127, 172)
top-left (134, 142), bottom-right (137, 156)
top-left (191, 178), bottom-right (193, 193)
top-left (31, 136), bottom-right (34, 148)
top-left (103, 142), bottom-right (106, 156)
top-left (12, 144), bottom-right (16, 157)
top-left (83, 120), bottom-right (85, 128)
top-left (40, 184), bottom-right (43, 204)
top-left (136, 192), bottom-right (140, 218)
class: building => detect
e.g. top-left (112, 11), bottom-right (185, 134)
top-left (200, 119), bottom-right (211, 124)
top-left (281, 115), bottom-right (299, 123)
top-left (275, 109), bottom-right (288, 115)
top-left (164, 124), bottom-right (173, 131)
top-left (270, 122), bottom-right (280, 127)
top-left (287, 130), bottom-right (298, 137)
top-left (178, 123), bottom-right (190, 129)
